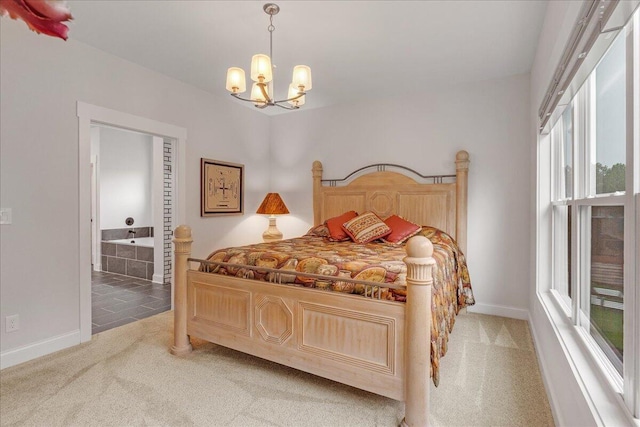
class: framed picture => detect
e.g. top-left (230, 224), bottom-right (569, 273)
top-left (201, 158), bottom-right (244, 216)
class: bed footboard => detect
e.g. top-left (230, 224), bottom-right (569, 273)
top-left (171, 226), bottom-right (435, 427)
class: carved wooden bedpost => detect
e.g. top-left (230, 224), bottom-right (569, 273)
top-left (312, 160), bottom-right (323, 226)
top-left (170, 225), bottom-right (193, 356)
top-left (455, 150), bottom-right (470, 254)
top-left (401, 235), bottom-right (436, 427)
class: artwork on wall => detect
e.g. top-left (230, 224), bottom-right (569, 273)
top-left (201, 158), bottom-right (244, 216)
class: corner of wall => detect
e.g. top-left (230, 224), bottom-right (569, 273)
top-left (467, 303), bottom-right (529, 320)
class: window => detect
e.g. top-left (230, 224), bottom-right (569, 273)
top-left (546, 6), bottom-right (638, 418)
top-left (593, 34), bottom-right (626, 196)
top-left (551, 33), bottom-right (627, 374)
top-left (551, 103), bottom-right (573, 304)
top-left (585, 205), bottom-right (624, 374)
top-left (562, 105), bottom-right (574, 199)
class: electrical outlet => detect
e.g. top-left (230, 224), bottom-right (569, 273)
top-left (0, 208), bottom-right (12, 225)
top-left (6, 315), bottom-right (19, 332)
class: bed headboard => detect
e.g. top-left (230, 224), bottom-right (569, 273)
top-left (312, 150), bottom-right (469, 252)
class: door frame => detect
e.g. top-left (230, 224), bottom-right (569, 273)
top-left (77, 102), bottom-right (187, 343)
top-left (90, 154), bottom-right (100, 271)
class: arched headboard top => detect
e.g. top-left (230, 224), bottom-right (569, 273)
top-left (344, 170), bottom-right (422, 187)
top-left (312, 151), bottom-right (469, 252)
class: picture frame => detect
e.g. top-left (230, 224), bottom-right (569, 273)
top-left (201, 158), bottom-right (244, 216)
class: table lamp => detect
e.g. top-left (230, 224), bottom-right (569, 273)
top-left (256, 192), bottom-right (289, 242)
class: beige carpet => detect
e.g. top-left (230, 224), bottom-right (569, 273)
top-left (0, 311), bottom-right (554, 426)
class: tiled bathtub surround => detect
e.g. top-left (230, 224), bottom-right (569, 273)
top-left (102, 240), bottom-right (154, 280)
top-left (101, 227), bottom-right (153, 241)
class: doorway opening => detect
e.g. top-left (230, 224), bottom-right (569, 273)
top-left (89, 125), bottom-right (176, 334)
top-left (78, 102), bottom-right (187, 342)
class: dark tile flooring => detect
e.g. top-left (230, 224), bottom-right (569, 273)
top-left (92, 271), bottom-right (171, 334)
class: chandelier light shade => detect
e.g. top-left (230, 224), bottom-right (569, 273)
top-left (250, 54), bottom-right (273, 83)
top-left (292, 65), bottom-right (312, 91)
top-left (251, 83), bottom-right (268, 105)
top-left (256, 192), bottom-right (290, 242)
top-left (225, 3), bottom-right (312, 110)
top-left (225, 67), bottom-right (246, 93)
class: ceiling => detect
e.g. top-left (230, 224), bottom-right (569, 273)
top-left (66, 1), bottom-right (548, 115)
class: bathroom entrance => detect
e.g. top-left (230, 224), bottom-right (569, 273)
top-left (89, 124), bottom-right (176, 334)
top-left (78, 101), bottom-right (187, 343)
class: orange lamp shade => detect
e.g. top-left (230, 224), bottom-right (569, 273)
top-left (256, 193), bottom-right (289, 215)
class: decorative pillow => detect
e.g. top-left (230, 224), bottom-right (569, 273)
top-left (325, 211), bottom-right (358, 241)
top-left (305, 224), bottom-right (330, 238)
top-left (382, 215), bottom-right (422, 244)
top-left (341, 211), bottom-right (392, 244)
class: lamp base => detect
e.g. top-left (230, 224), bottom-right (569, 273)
top-left (262, 216), bottom-right (283, 243)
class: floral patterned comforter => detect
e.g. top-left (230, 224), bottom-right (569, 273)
top-left (200, 226), bottom-right (474, 386)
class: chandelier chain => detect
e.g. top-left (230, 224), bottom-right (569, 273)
top-left (268, 13), bottom-right (275, 68)
top-left (268, 13), bottom-right (275, 97)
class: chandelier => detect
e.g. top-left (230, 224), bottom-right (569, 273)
top-left (225, 3), bottom-right (312, 110)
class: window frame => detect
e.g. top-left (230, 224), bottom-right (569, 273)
top-left (623, 8), bottom-right (640, 414)
top-left (544, 9), bottom-right (639, 418)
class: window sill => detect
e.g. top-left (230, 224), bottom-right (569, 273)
top-left (533, 290), bottom-right (638, 426)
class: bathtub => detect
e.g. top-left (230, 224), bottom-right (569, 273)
top-left (101, 237), bottom-right (157, 281)
top-left (108, 237), bottom-right (155, 248)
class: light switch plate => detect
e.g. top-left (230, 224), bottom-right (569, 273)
top-left (0, 208), bottom-right (12, 225)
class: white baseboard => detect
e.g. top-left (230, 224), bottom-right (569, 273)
top-left (152, 274), bottom-right (164, 284)
top-left (0, 330), bottom-right (80, 370)
top-left (466, 302), bottom-right (529, 320)
top-left (528, 305), bottom-right (564, 427)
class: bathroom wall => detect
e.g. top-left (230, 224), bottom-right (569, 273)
top-left (98, 126), bottom-right (153, 230)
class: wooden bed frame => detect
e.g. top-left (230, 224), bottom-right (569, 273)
top-left (171, 150), bottom-right (469, 427)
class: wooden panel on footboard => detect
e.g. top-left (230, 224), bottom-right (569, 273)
top-left (186, 270), bottom-right (407, 400)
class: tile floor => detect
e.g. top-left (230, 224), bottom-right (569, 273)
top-left (91, 271), bottom-right (171, 334)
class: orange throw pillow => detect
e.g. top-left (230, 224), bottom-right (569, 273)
top-left (382, 215), bottom-right (422, 244)
top-left (325, 211), bottom-right (358, 241)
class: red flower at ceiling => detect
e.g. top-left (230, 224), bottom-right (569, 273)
top-left (0, 0), bottom-right (72, 40)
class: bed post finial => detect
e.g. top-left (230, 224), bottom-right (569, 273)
top-left (312, 161), bottom-right (323, 226)
top-left (402, 235), bottom-right (435, 427)
top-left (456, 150), bottom-right (470, 163)
top-left (455, 150), bottom-right (469, 254)
top-left (171, 225), bottom-right (193, 356)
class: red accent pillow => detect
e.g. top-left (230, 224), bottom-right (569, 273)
top-left (341, 211), bottom-right (392, 244)
top-left (382, 215), bottom-right (422, 244)
top-left (325, 211), bottom-right (358, 241)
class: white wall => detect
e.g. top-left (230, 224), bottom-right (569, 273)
top-left (270, 73), bottom-right (532, 318)
top-left (98, 126), bottom-right (153, 230)
top-left (0, 19), bottom-right (270, 362)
